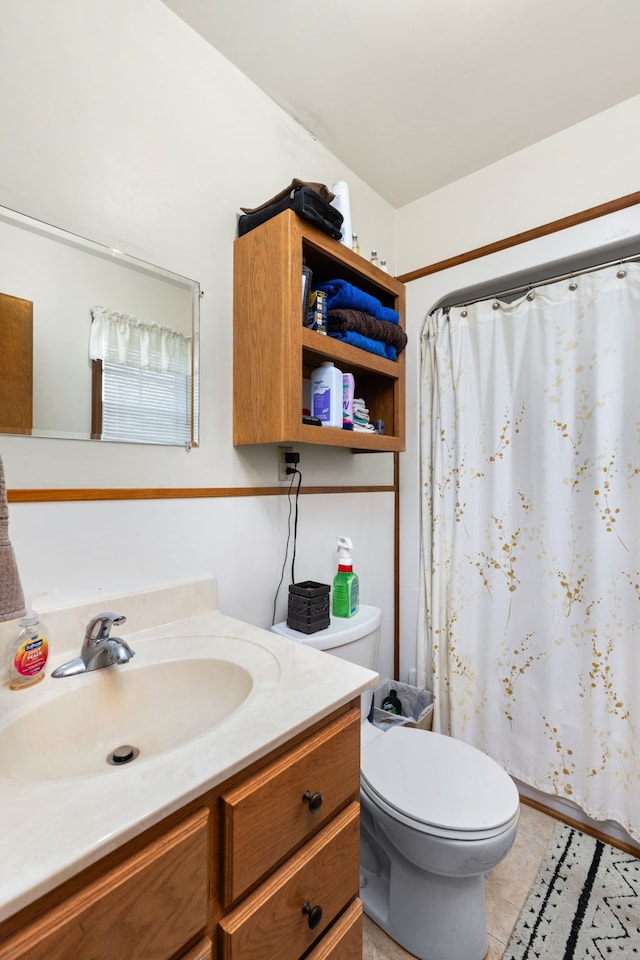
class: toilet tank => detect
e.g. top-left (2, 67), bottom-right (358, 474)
top-left (271, 604), bottom-right (381, 671)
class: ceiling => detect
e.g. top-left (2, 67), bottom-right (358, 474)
top-left (162, 0), bottom-right (640, 208)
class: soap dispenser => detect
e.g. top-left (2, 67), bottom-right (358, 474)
top-left (6, 607), bottom-right (50, 689)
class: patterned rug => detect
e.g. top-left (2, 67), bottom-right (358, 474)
top-left (503, 822), bottom-right (640, 959)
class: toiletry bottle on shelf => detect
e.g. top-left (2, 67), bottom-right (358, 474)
top-left (370, 250), bottom-right (379, 267)
top-left (343, 372), bottom-right (355, 429)
top-left (379, 259), bottom-right (388, 273)
top-left (381, 688), bottom-right (403, 716)
top-left (351, 233), bottom-right (360, 255)
top-left (332, 536), bottom-right (359, 618)
top-left (6, 608), bottom-right (50, 689)
top-left (331, 180), bottom-right (352, 249)
top-left (311, 362), bottom-right (343, 428)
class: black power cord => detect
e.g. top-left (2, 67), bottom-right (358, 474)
top-left (271, 461), bottom-right (302, 625)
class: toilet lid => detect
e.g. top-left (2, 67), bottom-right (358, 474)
top-left (361, 726), bottom-right (519, 836)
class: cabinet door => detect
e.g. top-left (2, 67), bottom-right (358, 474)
top-left (218, 802), bottom-right (360, 960)
top-left (221, 708), bottom-right (360, 903)
top-left (0, 809), bottom-right (210, 960)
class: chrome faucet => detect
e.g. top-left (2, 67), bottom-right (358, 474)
top-left (51, 612), bottom-right (135, 678)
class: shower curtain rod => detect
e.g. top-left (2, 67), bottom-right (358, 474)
top-left (444, 249), bottom-right (640, 311)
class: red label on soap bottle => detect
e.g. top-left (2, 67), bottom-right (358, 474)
top-left (15, 636), bottom-right (49, 676)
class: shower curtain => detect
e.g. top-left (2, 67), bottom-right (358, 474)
top-left (419, 262), bottom-right (640, 839)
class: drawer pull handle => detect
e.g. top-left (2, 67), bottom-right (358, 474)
top-left (302, 901), bottom-right (323, 929)
top-left (302, 790), bottom-right (323, 812)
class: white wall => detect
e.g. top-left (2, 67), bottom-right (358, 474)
top-left (395, 95), bottom-right (640, 276)
top-left (395, 99), bottom-right (640, 684)
top-left (0, 0), bottom-right (396, 679)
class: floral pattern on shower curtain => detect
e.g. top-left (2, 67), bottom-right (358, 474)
top-left (419, 262), bottom-right (640, 839)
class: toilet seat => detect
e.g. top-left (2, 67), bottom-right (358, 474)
top-left (361, 726), bottom-right (519, 841)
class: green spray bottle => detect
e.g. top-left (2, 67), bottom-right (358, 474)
top-left (332, 536), bottom-right (359, 618)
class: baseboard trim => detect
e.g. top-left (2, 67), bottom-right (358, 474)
top-left (519, 792), bottom-right (640, 858)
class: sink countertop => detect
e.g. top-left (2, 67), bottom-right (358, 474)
top-left (0, 579), bottom-right (378, 923)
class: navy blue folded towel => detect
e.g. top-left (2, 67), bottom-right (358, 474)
top-left (329, 329), bottom-right (397, 360)
top-left (315, 279), bottom-right (399, 325)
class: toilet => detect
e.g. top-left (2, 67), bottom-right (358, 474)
top-left (272, 605), bottom-right (520, 960)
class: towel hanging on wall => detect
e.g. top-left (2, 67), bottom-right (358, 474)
top-left (0, 453), bottom-right (26, 622)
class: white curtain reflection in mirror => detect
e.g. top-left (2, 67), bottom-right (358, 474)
top-left (90, 306), bottom-right (192, 445)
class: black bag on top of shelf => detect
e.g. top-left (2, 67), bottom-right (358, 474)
top-left (238, 180), bottom-right (343, 241)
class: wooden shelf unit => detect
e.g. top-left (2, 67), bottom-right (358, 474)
top-left (233, 210), bottom-right (405, 451)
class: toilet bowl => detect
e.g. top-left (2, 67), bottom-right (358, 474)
top-left (271, 607), bottom-right (520, 960)
top-left (359, 720), bottom-right (519, 960)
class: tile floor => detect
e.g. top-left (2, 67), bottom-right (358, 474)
top-left (362, 802), bottom-right (557, 960)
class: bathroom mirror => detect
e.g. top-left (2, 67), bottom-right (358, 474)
top-left (0, 205), bottom-right (199, 446)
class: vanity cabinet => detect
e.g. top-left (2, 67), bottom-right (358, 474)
top-left (233, 209), bottom-right (406, 451)
top-left (0, 704), bottom-right (362, 960)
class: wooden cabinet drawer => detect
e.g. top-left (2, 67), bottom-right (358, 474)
top-left (221, 707), bottom-right (360, 903)
top-left (218, 801), bottom-right (360, 960)
top-left (305, 899), bottom-right (363, 960)
top-left (0, 809), bottom-right (210, 960)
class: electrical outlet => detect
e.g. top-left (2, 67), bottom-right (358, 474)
top-left (278, 446), bottom-right (293, 481)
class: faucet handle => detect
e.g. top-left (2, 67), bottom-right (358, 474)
top-left (85, 612), bottom-right (127, 641)
top-left (111, 638), bottom-right (135, 663)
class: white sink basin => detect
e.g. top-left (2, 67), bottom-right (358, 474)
top-left (0, 635), bottom-right (274, 782)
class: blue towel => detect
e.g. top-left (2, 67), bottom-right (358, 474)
top-left (329, 329), bottom-right (397, 361)
top-left (315, 279), bottom-right (399, 325)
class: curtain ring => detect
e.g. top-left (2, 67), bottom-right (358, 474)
top-left (568, 280), bottom-right (578, 291)
top-left (460, 309), bottom-right (468, 318)
top-left (526, 289), bottom-right (535, 301)
top-left (617, 268), bottom-right (627, 279)
top-left (492, 300), bottom-right (500, 310)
